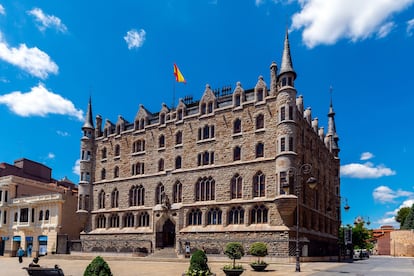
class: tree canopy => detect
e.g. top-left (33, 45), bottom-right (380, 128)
top-left (396, 206), bottom-right (410, 229)
top-left (401, 204), bottom-right (414, 230)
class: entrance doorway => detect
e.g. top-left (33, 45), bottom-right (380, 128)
top-left (156, 218), bottom-right (175, 248)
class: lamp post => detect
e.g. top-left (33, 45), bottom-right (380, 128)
top-left (287, 163), bottom-right (318, 273)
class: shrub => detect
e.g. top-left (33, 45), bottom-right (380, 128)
top-left (83, 256), bottom-right (113, 276)
top-left (185, 249), bottom-right (212, 276)
top-left (248, 242), bottom-right (268, 264)
top-left (224, 242), bottom-right (245, 269)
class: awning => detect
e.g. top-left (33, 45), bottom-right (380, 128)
top-left (38, 235), bottom-right (48, 242)
top-left (12, 236), bottom-right (21, 242)
top-left (26, 236), bottom-right (33, 242)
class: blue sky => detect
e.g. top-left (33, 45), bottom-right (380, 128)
top-left (0, 0), bottom-right (413, 229)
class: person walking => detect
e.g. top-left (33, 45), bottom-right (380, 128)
top-left (17, 247), bottom-right (24, 263)
top-left (27, 245), bottom-right (32, 257)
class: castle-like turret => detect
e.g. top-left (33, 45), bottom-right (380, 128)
top-left (77, 97), bottom-right (95, 232)
top-left (325, 95), bottom-right (340, 157)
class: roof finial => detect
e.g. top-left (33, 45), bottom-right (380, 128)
top-left (82, 96), bottom-right (94, 129)
top-left (279, 28), bottom-right (296, 79)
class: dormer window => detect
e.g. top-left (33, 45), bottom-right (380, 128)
top-left (234, 94), bottom-right (241, 107)
top-left (257, 88), bottom-right (264, 102)
top-left (140, 118), bottom-right (145, 130)
top-left (177, 109), bottom-right (183, 120)
top-left (201, 103), bottom-right (206, 115)
top-left (160, 113), bottom-right (166, 125)
top-left (208, 102), bottom-right (213, 113)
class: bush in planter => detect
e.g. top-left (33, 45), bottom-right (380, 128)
top-left (83, 256), bottom-right (113, 276)
top-left (185, 249), bottom-right (213, 276)
top-left (248, 242), bottom-right (268, 271)
top-left (223, 242), bottom-right (245, 271)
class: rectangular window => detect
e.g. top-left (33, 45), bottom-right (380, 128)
top-left (20, 208), bottom-right (29, 222)
top-left (281, 138), bottom-right (286, 152)
top-left (289, 137), bottom-right (294, 151)
top-left (280, 106), bottom-right (285, 121)
top-left (289, 106), bottom-right (293, 120)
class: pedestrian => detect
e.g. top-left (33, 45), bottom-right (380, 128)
top-left (29, 257), bottom-right (40, 267)
top-left (27, 245), bottom-right (32, 257)
top-left (17, 247), bottom-right (24, 263)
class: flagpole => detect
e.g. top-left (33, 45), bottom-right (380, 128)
top-left (172, 77), bottom-right (176, 110)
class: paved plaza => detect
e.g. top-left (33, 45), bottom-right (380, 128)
top-left (0, 255), bottom-right (342, 276)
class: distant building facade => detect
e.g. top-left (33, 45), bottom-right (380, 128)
top-left (0, 158), bottom-right (80, 257)
top-left (77, 32), bottom-right (341, 258)
top-left (372, 226), bottom-right (414, 257)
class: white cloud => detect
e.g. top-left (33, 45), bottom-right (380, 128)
top-left (377, 22), bottom-right (395, 38)
top-left (291, 0), bottom-right (414, 48)
top-left (72, 159), bottom-right (80, 176)
top-left (56, 130), bottom-right (70, 137)
top-left (376, 216), bottom-right (398, 227)
top-left (0, 4), bottom-right (5, 15)
top-left (47, 152), bottom-right (55, 159)
top-left (407, 18), bottom-right (414, 36)
top-left (373, 185), bottom-right (413, 204)
top-left (124, 29), bottom-right (146, 50)
top-left (0, 32), bottom-right (58, 79)
top-left (0, 83), bottom-right (83, 120)
top-left (341, 162), bottom-right (396, 178)
top-left (360, 152), bottom-right (374, 161)
top-left (27, 8), bottom-right (67, 33)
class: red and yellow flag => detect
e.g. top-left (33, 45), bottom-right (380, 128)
top-left (173, 63), bottom-right (186, 83)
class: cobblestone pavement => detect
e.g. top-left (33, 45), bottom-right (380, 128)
top-left (0, 255), bottom-right (343, 276)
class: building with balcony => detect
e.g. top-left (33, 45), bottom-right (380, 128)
top-left (0, 158), bottom-right (80, 257)
top-left (77, 31), bottom-right (341, 259)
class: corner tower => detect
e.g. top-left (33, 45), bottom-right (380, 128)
top-left (77, 97), bottom-right (95, 232)
top-left (275, 29), bottom-right (299, 194)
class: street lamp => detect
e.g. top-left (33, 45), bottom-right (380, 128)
top-left (287, 163), bottom-right (318, 273)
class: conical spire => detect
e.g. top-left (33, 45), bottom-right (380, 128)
top-left (326, 87), bottom-right (339, 155)
top-left (82, 97), bottom-right (94, 129)
top-left (279, 29), bottom-right (296, 79)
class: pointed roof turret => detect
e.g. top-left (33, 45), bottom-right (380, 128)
top-left (279, 29), bottom-right (296, 79)
top-left (82, 97), bottom-right (94, 129)
top-left (326, 87), bottom-right (340, 156)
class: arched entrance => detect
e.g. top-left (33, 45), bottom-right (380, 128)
top-left (156, 218), bottom-right (175, 248)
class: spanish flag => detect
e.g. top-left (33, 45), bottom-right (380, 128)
top-left (173, 63), bottom-right (186, 83)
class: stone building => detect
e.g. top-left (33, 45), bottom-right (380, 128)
top-left (77, 31), bottom-right (341, 258)
top-left (0, 158), bottom-right (80, 257)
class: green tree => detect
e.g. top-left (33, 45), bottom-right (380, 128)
top-left (395, 206), bottom-right (411, 229)
top-left (352, 222), bottom-right (372, 250)
top-left (401, 204), bottom-right (414, 229)
top-left (84, 256), bottom-right (112, 276)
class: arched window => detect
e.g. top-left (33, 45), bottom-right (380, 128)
top-left (207, 207), bottom-right (222, 225)
top-left (175, 156), bottom-right (182, 169)
top-left (256, 114), bottom-right (264, 130)
top-left (45, 210), bottom-right (50, 220)
top-left (201, 103), bottom-right (206, 115)
top-left (233, 118), bottom-right (241, 134)
top-left (251, 205), bottom-right (268, 224)
top-left (253, 171), bottom-right (265, 197)
top-left (158, 159), bottom-right (164, 171)
top-left (195, 176), bottom-right (215, 201)
top-left (228, 206), bottom-right (244, 224)
top-left (38, 210), bottom-right (43, 221)
top-left (109, 213), bottom-right (120, 228)
top-left (256, 142), bottom-right (264, 158)
top-left (138, 212), bottom-right (150, 227)
top-left (123, 212), bottom-right (135, 228)
top-left (188, 209), bottom-right (202, 225)
top-left (156, 183), bottom-right (165, 204)
top-left (114, 166), bottom-right (119, 178)
top-left (111, 188), bottom-right (119, 208)
top-left (231, 174), bottom-right (242, 199)
top-left (140, 118), bottom-right (145, 130)
top-left (159, 135), bottom-right (165, 148)
top-left (96, 214), bottom-right (106, 228)
top-left (233, 146), bottom-right (241, 161)
top-left (129, 185), bottom-right (145, 206)
top-left (101, 168), bottom-right (106, 180)
top-left (101, 147), bottom-right (107, 159)
top-left (207, 102), bottom-right (213, 113)
top-left (173, 181), bottom-right (182, 203)
top-left (98, 190), bottom-right (105, 209)
top-left (132, 162), bottom-right (144, 175)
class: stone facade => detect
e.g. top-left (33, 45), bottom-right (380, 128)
top-left (390, 230), bottom-right (414, 257)
top-left (77, 32), bottom-right (341, 258)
